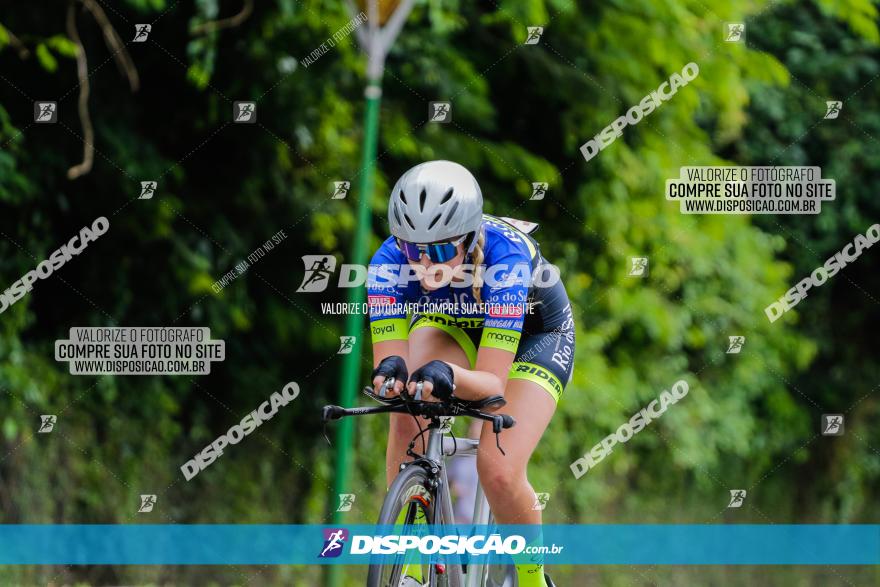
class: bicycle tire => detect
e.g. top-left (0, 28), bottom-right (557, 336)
top-left (367, 464), bottom-right (446, 587)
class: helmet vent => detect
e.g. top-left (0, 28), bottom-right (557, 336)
top-left (427, 213), bottom-right (442, 230)
top-left (399, 190), bottom-right (408, 205)
top-left (443, 201), bottom-right (460, 226)
top-left (403, 213), bottom-right (416, 230)
top-left (392, 202), bottom-right (402, 226)
top-left (419, 188), bottom-right (427, 212)
top-left (439, 188), bottom-right (454, 204)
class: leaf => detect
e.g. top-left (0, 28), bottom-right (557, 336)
top-left (3, 417), bottom-right (17, 440)
top-left (816, 0), bottom-right (880, 44)
top-left (35, 43), bottom-right (57, 72)
top-left (47, 35), bottom-right (78, 58)
top-left (186, 63), bottom-right (211, 89)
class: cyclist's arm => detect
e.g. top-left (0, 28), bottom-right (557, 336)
top-left (447, 347), bottom-right (514, 400)
top-left (367, 237), bottom-right (413, 396)
top-left (449, 244), bottom-right (532, 400)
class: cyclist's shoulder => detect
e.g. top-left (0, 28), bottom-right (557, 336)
top-left (481, 214), bottom-right (537, 260)
top-left (370, 235), bottom-right (405, 263)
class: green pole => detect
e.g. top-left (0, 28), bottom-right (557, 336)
top-left (327, 78), bottom-right (382, 587)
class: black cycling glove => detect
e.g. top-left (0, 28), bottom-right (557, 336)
top-left (409, 360), bottom-right (455, 400)
top-left (372, 355), bottom-right (408, 391)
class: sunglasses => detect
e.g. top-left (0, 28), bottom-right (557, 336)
top-left (396, 234), bottom-right (468, 263)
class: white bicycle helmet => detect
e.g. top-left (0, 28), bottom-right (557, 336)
top-left (388, 160), bottom-right (484, 249)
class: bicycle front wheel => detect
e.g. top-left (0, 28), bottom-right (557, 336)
top-left (367, 464), bottom-right (445, 587)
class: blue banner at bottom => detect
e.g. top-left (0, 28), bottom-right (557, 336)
top-left (0, 525), bottom-right (878, 565)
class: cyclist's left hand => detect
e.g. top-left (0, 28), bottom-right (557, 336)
top-left (408, 360), bottom-right (455, 401)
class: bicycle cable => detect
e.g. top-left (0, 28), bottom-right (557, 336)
top-left (448, 425), bottom-right (458, 457)
top-left (406, 423), bottom-right (429, 459)
top-left (398, 381), bottom-right (428, 455)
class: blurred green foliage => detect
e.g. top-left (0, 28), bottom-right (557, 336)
top-left (0, 0), bottom-right (878, 585)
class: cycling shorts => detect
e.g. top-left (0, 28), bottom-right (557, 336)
top-left (409, 279), bottom-right (575, 403)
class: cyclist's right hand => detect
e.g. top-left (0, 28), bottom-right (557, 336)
top-left (371, 355), bottom-right (408, 396)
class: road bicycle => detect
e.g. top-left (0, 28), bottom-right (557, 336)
top-left (322, 381), bottom-right (518, 587)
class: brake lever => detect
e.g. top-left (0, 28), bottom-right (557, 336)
top-left (381, 377), bottom-right (394, 397)
top-left (321, 406), bottom-right (338, 446)
top-left (322, 421), bottom-right (332, 447)
top-left (493, 416), bottom-right (506, 456)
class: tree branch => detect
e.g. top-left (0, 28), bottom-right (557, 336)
top-left (81, 0), bottom-right (139, 92)
top-left (191, 0), bottom-right (254, 36)
top-left (66, 0), bottom-right (94, 180)
top-left (3, 27), bottom-right (30, 59)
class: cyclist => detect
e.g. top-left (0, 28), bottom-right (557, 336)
top-left (368, 160), bottom-right (575, 587)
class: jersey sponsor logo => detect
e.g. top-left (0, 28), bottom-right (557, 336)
top-left (550, 306), bottom-right (575, 370)
top-left (368, 295), bottom-right (396, 306)
top-left (513, 364), bottom-right (562, 396)
top-left (484, 318), bottom-right (519, 330)
top-left (423, 314), bottom-right (483, 329)
top-left (500, 290), bottom-right (528, 302)
top-left (482, 328), bottom-right (521, 352)
top-left (551, 345), bottom-right (573, 371)
top-left (487, 331), bottom-right (519, 345)
top-left (370, 312), bottom-right (401, 321)
top-left (372, 323), bottom-right (397, 337)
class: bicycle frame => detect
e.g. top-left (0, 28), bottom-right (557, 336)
top-left (445, 436), bottom-right (494, 587)
top-left (417, 423), bottom-right (494, 587)
top-left (322, 389), bottom-right (516, 586)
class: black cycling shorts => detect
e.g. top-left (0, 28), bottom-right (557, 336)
top-left (409, 278), bottom-right (575, 403)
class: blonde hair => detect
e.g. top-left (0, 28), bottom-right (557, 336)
top-left (471, 230), bottom-right (486, 304)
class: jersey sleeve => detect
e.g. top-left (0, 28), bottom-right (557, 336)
top-left (367, 237), bottom-right (411, 344)
top-left (478, 237), bottom-right (532, 354)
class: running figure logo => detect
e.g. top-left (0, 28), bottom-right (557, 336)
top-left (297, 255), bottom-right (337, 292)
top-left (429, 102), bottom-right (452, 123)
top-left (724, 23), bottom-right (745, 42)
top-left (34, 102), bottom-right (57, 123)
top-left (234, 102), bottom-right (257, 123)
top-left (525, 27), bottom-right (544, 45)
top-left (133, 24), bottom-right (151, 42)
top-left (628, 257), bottom-right (649, 277)
top-left (821, 414), bottom-right (844, 436)
top-left (824, 101), bottom-right (842, 120)
top-left (139, 181), bottom-right (157, 200)
top-left (438, 416), bottom-right (454, 433)
top-left (332, 181), bottom-right (350, 200)
top-left (532, 492), bottom-right (550, 511)
top-left (138, 494), bottom-right (157, 513)
top-left (530, 182), bottom-right (548, 201)
top-left (38, 415), bottom-right (57, 433)
top-left (726, 336), bottom-right (745, 354)
top-left (727, 489), bottom-right (746, 508)
top-left (318, 528), bottom-right (349, 558)
top-left (336, 494), bottom-right (356, 512)
top-left (337, 336), bottom-right (356, 355)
